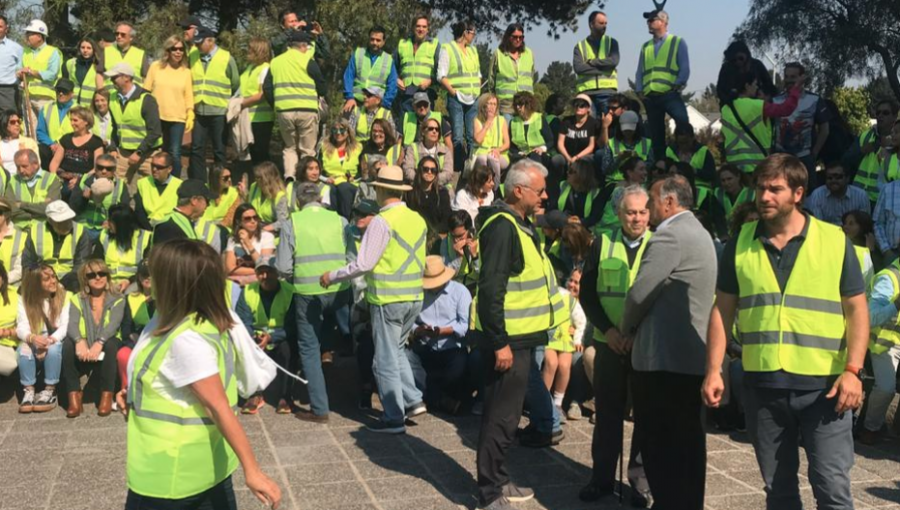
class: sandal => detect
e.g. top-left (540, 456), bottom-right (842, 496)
top-left (241, 396), bottom-right (264, 415)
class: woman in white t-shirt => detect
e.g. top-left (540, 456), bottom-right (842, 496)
top-left (0, 110), bottom-right (39, 175)
top-left (225, 203), bottom-right (275, 285)
top-left (120, 239), bottom-right (281, 509)
top-left (452, 162), bottom-right (494, 225)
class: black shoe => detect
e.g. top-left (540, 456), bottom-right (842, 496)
top-left (578, 483), bottom-right (614, 502)
top-left (630, 490), bottom-right (652, 508)
top-left (551, 429), bottom-right (564, 445)
top-left (518, 427), bottom-right (563, 448)
top-left (365, 420), bottom-right (406, 434)
top-left (501, 482), bottom-right (534, 502)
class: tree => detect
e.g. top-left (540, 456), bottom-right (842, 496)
top-left (737, 0), bottom-right (900, 102)
top-left (831, 86), bottom-right (871, 137)
top-left (539, 61), bottom-right (575, 99)
top-left (689, 83), bottom-right (719, 114)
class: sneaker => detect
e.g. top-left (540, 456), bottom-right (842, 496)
top-left (365, 420), bottom-right (406, 434)
top-left (18, 388), bottom-right (34, 413)
top-left (631, 489), bottom-right (652, 508)
top-left (556, 406), bottom-right (567, 425)
top-left (502, 482), bottom-right (534, 502)
top-left (582, 398), bottom-right (596, 413)
top-left (479, 496), bottom-right (520, 510)
top-left (276, 399), bottom-right (293, 415)
top-left (578, 483), bottom-right (615, 502)
top-left (32, 388), bottom-right (57, 413)
top-left (471, 401), bottom-right (484, 416)
top-left (566, 403), bottom-right (583, 421)
top-left (406, 402), bottom-right (427, 418)
top-left (241, 395), bottom-right (265, 415)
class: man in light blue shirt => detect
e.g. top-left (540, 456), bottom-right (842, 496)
top-left (407, 255), bottom-right (471, 414)
top-left (805, 163), bottom-right (869, 225)
top-left (0, 16), bottom-right (22, 112)
top-left (863, 261), bottom-right (900, 445)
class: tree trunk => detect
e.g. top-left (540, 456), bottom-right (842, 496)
top-left (871, 43), bottom-right (900, 104)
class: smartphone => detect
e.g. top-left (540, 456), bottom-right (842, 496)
top-left (98, 351), bottom-right (105, 361)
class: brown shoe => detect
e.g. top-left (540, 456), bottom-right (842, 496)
top-left (97, 391), bottom-right (114, 417)
top-left (321, 351), bottom-right (334, 365)
top-left (66, 391), bottom-right (83, 418)
top-left (860, 428), bottom-right (880, 446)
top-left (295, 409), bottom-right (329, 424)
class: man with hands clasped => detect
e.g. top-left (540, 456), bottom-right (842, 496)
top-left (702, 153), bottom-right (868, 510)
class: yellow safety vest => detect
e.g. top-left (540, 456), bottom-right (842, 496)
top-left (77, 175), bottom-right (126, 229)
top-left (23, 44), bottom-right (62, 101)
top-left (353, 106), bottom-right (392, 143)
top-left (406, 144), bottom-right (445, 172)
top-left (69, 293), bottom-right (123, 342)
top-left (136, 176), bottom-right (182, 224)
top-left (352, 48), bottom-right (393, 102)
top-left (494, 48), bottom-right (534, 100)
top-left (190, 47), bottom-right (232, 108)
top-left (11, 172), bottom-right (59, 229)
top-left (65, 58), bottom-right (98, 108)
top-left (247, 182), bottom-right (287, 224)
top-left (576, 36), bottom-right (618, 92)
top-left (510, 113), bottom-right (545, 153)
top-left (871, 260), bottom-right (900, 355)
top-left (240, 63), bottom-right (274, 122)
top-left (321, 145), bottom-right (362, 185)
top-left (607, 137), bottom-right (652, 182)
top-left (366, 204), bottom-right (427, 305)
top-left (592, 229), bottom-right (650, 342)
top-left (735, 217), bottom-right (847, 376)
top-left (0, 227), bottom-right (26, 282)
top-left (721, 98), bottom-right (772, 174)
top-left (474, 212), bottom-right (565, 335)
top-left (474, 116), bottom-right (507, 156)
top-left (291, 206), bottom-right (348, 295)
top-left (127, 316), bottom-right (238, 499)
top-left (854, 128), bottom-right (880, 201)
top-left (0, 291), bottom-right (18, 347)
top-left (396, 38), bottom-right (438, 87)
top-left (41, 102), bottom-right (74, 142)
top-left (640, 35), bottom-right (681, 94)
top-left (104, 45), bottom-right (146, 90)
top-left (402, 111), bottom-right (442, 146)
top-left (29, 222), bottom-right (84, 278)
top-left (714, 187), bottom-right (755, 218)
top-left (127, 293), bottom-right (151, 329)
top-left (882, 153), bottom-right (900, 184)
top-left (202, 187), bottom-right (239, 227)
top-left (100, 229), bottom-right (149, 281)
top-left (110, 90), bottom-right (159, 151)
top-left (558, 181), bottom-right (600, 218)
top-left (443, 42), bottom-right (480, 98)
top-left (243, 281), bottom-right (293, 331)
top-left (269, 48), bottom-right (317, 111)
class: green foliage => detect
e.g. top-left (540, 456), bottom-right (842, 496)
top-left (539, 61), bottom-right (575, 99)
top-left (831, 86), bottom-right (871, 137)
top-left (689, 83), bottom-right (719, 114)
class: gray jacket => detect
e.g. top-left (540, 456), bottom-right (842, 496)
top-left (622, 212), bottom-right (717, 376)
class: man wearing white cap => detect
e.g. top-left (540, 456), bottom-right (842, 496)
top-left (22, 199), bottom-right (91, 291)
top-left (4, 148), bottom-right (61, 229)
top-left (347, 85), bottom-right (393, 143)
top-left (17, 20), bottom-right (62, 114)
top-left (104, 62), bottom-right (162, 195)
top-left (321, 165), bottom-right (427, 434)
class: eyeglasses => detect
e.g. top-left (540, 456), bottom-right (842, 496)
top-left (87, 271), bottom-right (109, 280)
top-left (574, 102), bottom-right (590, 109)
top-left (115, 31), bottom-right (129, 37)
top-left (242, 215), bottom-right (259, 222)
top-left (151, 164), bottom-right (170, 170)
top-left (421, 166), bottom-right (438, 174)
top-left (96, 165), bottom-right (116, 172)
top-left (520, 185), bottom-right (546, 196)
top-left (424, 126), bottom-right (440, 132)
top-left (465, 29), bottom-right (476, 34)
top-left (7, 119), bottom-right (18, 125)
top-left (221, 174), bottom-right (232, 181)
top-left (332, 128), bottom-right (348, 135)
top-left (168, 46), bottom-right (185, 53)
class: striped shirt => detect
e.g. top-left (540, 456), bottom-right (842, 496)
top-left (873, 180), bottom-right (900, 252)
top-left (805, 185), bottom-right (869, 226)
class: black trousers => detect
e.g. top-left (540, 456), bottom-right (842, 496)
top-left (632, 370), bottom-right (706, 510)
top-left (262, 340), bottom-right (295, 403)
top-left (476, 347), bottom-right (531, 507)
top-left (125, 475), bottom-right (237, 510)
top-left (61, 337), bottom-right (119, 393)
top-left (249, 121), bottom-right (274, 166)
top-left (590, 343), bottom-right (648, 493)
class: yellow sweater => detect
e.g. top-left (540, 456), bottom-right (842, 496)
top-left (144, 61), bottom-right (194, 123)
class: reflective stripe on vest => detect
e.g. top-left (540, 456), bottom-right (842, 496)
top-left (408, 143), bottom-right (445, 171)
top-left (104, 45), bottom-right (145, 90)
top-left (42, 102), bottom-right (74, 142)
top-left (854, 129), bottom-right (880, 201)
top-left (721, 98), bottom-right (771, 174)
top-left (291, 206), bottom-right (348, 295)
top-left (201, 187), bottom-right (240, 227)
top-left (576, 37), bottom-right (618, 92)
top-left (494, 48), bottom-right (534, 100)
top-left (474, 116), bottom-right (506, 156)
top-left (354, 106), bottom-right (391, 143)
top-left (66, 58), bottom-right (98, 108)
top-left (592, 229), bottom-right (650, 342)
top-left (137, 176), bottom-right (182, 223)
top-left (101, 229), bottom-right (149, 279)
top-left (402, 111), bottom-right (442, 145)
top-left (713, 187), bottom-right (755, 218)
top-left (735, 217), bottom-right (847, 376)
top-left (365, 205), bottom-right (427, 305)
top-left (397, 38), bottom-right (438, 86)
top-left (110, 91), bottom-right (154, 151)
top-left (248, 183), bottom-right (287, 224)
top-left (243, 281), bottom-right (293, 330)
top-left (870, 262), bottom-right (900, 355)
top-left (190, 48), bottom-right (232, 108)
top-left (0, 228), bottom-right (25, 280)
top-left (13, 172), bottom-right (57, 229)
top-left (31, 222), bottom-right (83, 277)
top-left (23, 45), bottom-right (62, 100)
top-left (640, 36), bottom-right (680, 94)
top-left (321, 145), bottom-right (362, 185)
top-left (352, 48), bottom-right (393, 102)
top-left (240, 63), bottom-right (274, 122)
top-left (126, 316), bottom-right (238, 499)
top-left (510, 113), bottom-right (545, 153)
top-left (70, 293), bottom-right (122, 342)
top-left (270, 48), bottom-right (317, 111)
top-left (444, 42), bottom-right (480, 98)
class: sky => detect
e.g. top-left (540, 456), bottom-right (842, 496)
top-left (468, 0), bottom-right (754, 94)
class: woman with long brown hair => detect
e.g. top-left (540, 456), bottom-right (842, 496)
top-left (121, 239), bottom-right (281, 509)
top-left (320, 118), bottom-right (362, 218)
top-left (247, 161), bottom-right (290, 232)
top-left (62, 37), bottom-right (103, 108)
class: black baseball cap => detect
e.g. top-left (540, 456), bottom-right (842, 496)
top-left (353, 200), bottom-right (379, 216)
top-left (287, 30), bottom-right (311, 44)
top-left (192, 26), bottom-right (215, 45)
top-left (177, 179), bottom-right (212, 200)
top-left (179, 15), bottom-right (202, 29)
top-left (55, 78), bottom-right (75, 93)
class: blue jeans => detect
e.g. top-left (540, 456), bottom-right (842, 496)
top-left (17, 341), bottom-right (62, 386)
top-left (189, 114), bottom-right (226, 181)
top-left (161, 120), bottom-right (186, 178)
top-left (407, 346), bottom-right (468, 408)
top-left (447, 94), bottom-right (478, 173)
top-left (295, 291), bottom-right (349, 415)
top-left (527, 345), bottom-right (561, 434)
top-left (371, 301), bottom-right (424, 424)
top-left (589, 93), bottom-right (612, 118)
top-left (643, 91), bottom-right (690, 160)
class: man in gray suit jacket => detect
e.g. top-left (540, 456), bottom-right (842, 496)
top-left (620, 174), bottom-right (717, 510)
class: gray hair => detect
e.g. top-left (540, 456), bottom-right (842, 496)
top-left (116, 22), bottom-right (136, 37)
top-left (657, 174), bottom-right (693, 209)
top-left (617, 184), bottom-right (649, 213)
top-left (367, 154), bottom-right (388, 168)
top-left (504, 159), bottom-right (548, 192)
top-left (95, 153), bottom-right (116, 167)
top-left (14, 148), bottom-right (37, 166)
top-left (295, 182), bottom-right (321, 209)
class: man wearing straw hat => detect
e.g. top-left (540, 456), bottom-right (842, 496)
top-left (321, 165), bottom-right (428, 434)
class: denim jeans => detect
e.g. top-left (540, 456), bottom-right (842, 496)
top-left (17, 341), bottom-right (63, 386)
top-left (161, 120), bottom-right (186, 178)
top-left (527, 345), bottom-right (561, 434)
top-left (643, 91), bottom-right (690, 159)
top-left (126, 475), bottom-right (237, 510)
top-left (589, 93), bottom-right (611, 118)
top-left (446, 94), bottom-right (477, 173)
top-left (370, 301), bottom-right (424, 424)
top-left (189, 114), bottom-right (226, 181)
top-left (295, 291), bottom-right (350, 415)
top-left (864, 344), bottom-right (900, 432)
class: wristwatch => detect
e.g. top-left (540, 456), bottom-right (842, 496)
top-left (844, 364), bottom-right (867, 381)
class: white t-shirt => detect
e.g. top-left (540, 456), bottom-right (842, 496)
top-left (452, 188), bottom-right (493, 225)
top-left (225, 230), bottom-right (276, 255)
top-left (0, 138), bottom-right (19, 172)
top-left (128, 330), bottom-right (220, 406)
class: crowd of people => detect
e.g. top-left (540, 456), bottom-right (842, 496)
top-left (0, 5), bottom-right (895, 510)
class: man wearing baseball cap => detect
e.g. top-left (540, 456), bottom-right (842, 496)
top-left (150, 178), bottom-right (220, 251)
top-left (399, 91), bottom-right (452, 147)
top-left (22, 199), bottom-right (91, 291)
top-left (35, 78), bottom-right (75, 168)
top-left (349, 85), bottom-right (393, 143)
top-left (17, 19), bottom-right (62, 113)
top-left (178, 16), bottom-right (201, 55)
top-left (321, 165), bottom-right (428, 434)
top-left (635, 9), bottom-right (691, 161)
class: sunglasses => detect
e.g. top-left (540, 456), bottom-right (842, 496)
top-left (421, 166), bottom-right (438, 173)
top-left (242, 215), bottom-right (259, 222)
top-left (168, 46), bottom-right (185, 53)
top-left (221, 174), bottom-right (232, 181)
top-left (151, 164), bottom-right (170, 170)
top-left (424, 126), bottom-right (440, 132)
top-left (96, 165), bottom-right (116, 172)
top-left (574, 102), bottom-right (590, 109)
top-left (115, 31), bottom-right (129, 37)
top-left (87, 271), bottom-right (109, 280)
top-left (332, 128), bottom-right (348, 135)
top-left (7, 119), bottom-right (18, 125)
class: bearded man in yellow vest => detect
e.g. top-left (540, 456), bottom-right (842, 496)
top-left (635, 9), bottom-right (691, 160)
top-left (21, 200), bottom-right (91, 292)
top-left (342, 26), bottom-right (398, 114)
top-left (104, 62), bottom-right (162, 196)
top-left (321, 166), bottom-right (427, 434)
top-left (275, 183), bottom-right (351, 423)
top-left (573, 11), bottom-right (620, 118)
top-left (578, 185), bottom-right (651, 506)
top-left (103, 22), bottom-right (151, 92)
top-left (488, 23), bottom-right (535, 119)
top-left (17, 20), bottom-right (61, 115)
top-left (394, 16), bottom-right (439, 114)
top-left (188, 27), bottom-right (239, 182)
top-left (474, 160), bottom-right (565, 509)
top-left (703, 154), bottom-right (868, 510)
